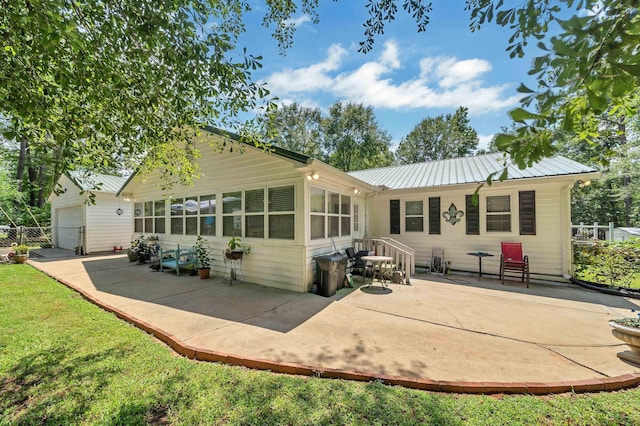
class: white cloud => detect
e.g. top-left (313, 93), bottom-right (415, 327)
top-left (266, 43), bottom-right (347, 94)
top-left (478, 134), bottom-right (495, 150)
top-left (264, 41), bottom-right (519, 115)
top-left (286, 14), bottom-right (312, 28)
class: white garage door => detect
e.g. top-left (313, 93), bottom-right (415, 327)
top-left (56, 206), bottom-right (83, 250)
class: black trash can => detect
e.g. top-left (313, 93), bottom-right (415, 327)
top-left (315, 253), bottom-right (348, 297)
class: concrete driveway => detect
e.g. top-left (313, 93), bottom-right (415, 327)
top-left (30, 250), bottom-right (640, 392)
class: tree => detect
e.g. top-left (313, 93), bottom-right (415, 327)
top-left (4, 0), bottom-right (640, 188)
top-left (323, 102), bottom-right (394, 172)
top-left (263, 103), bottom-right (323, 158)
top-left (1, 0), bottom-right (279, 190)
top-left (395, 107), bottom-right (478, 164)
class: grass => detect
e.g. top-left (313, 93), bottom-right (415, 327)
top-left (1, 266), bottom-right (640, 425)
top-left (575, 269), bottom-right (640, 290)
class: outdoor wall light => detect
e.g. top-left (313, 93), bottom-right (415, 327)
top-left (577, 179), bottom-right (592, 188)
top-left (306, 172), bottom-right (319, 181)
top-left (353, 188), bottom-right (361, 194)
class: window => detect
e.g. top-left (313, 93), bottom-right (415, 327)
top-left (310, 187), bottom-right (325, 240)
top-left (134, 202), bottom-right (143, 233)
top-left (310, 187), bottom-right (351, 240)
top-left (170, 196), bottom-right (198, 235)
top-left (428, 197), bottom-right (441, 235)
top-left (486, 195), bottom-right (511, 232)
top-left (341, 195), bottom-right (351, 237)
top-left (353, 204), bottom-right (359, 232)
top-left (328, 191), bottom-right (340, 237)
top-left (223, 191), bottom-right (242, 237)
top-left (134, 200), bottom-right (165, 233)
top-left (390, 200), bottom-right (400, 234)
top-left (269, 186), bottom-right (295, 240)
top-left (245, 189), bottom-right (264, 238)
top-left (465, 195), bottom-right (480, 235)
top-left (405, 201), bottom-right (424, 232)
top-left (199, 194), bottom-right (216, 236)
top-left (519, 191), bottom-right (536, 235)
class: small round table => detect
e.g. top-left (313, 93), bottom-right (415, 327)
top-left (467, 252), bottom-right (494, 277)
top-left (361, 255), bottom-right (393, 289)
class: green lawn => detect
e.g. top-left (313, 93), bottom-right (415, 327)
top-left (2, 266), bottom-right (640, 425)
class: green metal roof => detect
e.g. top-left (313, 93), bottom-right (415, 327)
top-left (348, 153), bottom-right (597, 190)
top-left (67, 171), bottom-right (129, 194)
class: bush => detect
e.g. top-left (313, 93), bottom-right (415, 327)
top-left (574, 240), bottom-right (640, 288)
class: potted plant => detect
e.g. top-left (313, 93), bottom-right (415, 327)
top-left (12, 245), bottom-right (30, 264)
top-left (194, 235), bottom-right (212, 279)
top-left (610, 317), bottom-right (640, 366)
top-left (130, 234), bottom-right (151, 263)
top-left (226, 236), bottom-right (244, 259)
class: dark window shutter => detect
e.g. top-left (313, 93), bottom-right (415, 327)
top-left (429, 197), bottom-right (441, 235)
top-left (519, 191), bottom-right (536, 235)
top-left (466, 195), bottom-right (480, 235)
top-left (390, 199), bottom-right (400, 234)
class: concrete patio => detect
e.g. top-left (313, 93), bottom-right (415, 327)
top-left (29, 249), bottom-right (640, 393)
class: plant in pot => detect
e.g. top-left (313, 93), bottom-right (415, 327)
top-left (226, 237), bottom-right (250, 259)
top-left (130, 234), bottom-right (151, 263)
top-left (194, 235), bottom-right (212, 279)
top-left (12, 244), bottom-right (31, 264)
top-left (609, 316), bottom-right (640, 366)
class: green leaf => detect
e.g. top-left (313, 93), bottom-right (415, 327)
top-left (516, 83), bottom-right (535, 94)
top-left (494, 133), bottom-right (515, 150)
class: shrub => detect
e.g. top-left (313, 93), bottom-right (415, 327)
top-left (574, 240), bottom-right (640, 287)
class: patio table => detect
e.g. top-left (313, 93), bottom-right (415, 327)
top-left (467, 251), bottom-right (494, 277)
top-left (361, 255), bottom-right (393, 290)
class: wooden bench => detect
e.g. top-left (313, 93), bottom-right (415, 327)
top-left (159, 245), bottom-right (197, 276)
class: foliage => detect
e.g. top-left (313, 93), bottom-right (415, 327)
top-left (395, 107), bottom-right (479, 164)
top-left (193, 235), bottom-right (212, 269)
top-left (1, 0), bottom-right (277, 190)
top-left (322, 102), bottom-right (394, 172)
top-left (226, 236), bottom-right (249, 253)
top-left (263, 102), bottom-right (324, 158)
top-left (573, 240), bottom-right (640, 288)
top-left (12, 245), bottom-right (30, 254)
top-left (613, 317), bottom-right (640, 328)
top-left (483, 1), bottom-right (640, 170)
top-left (3, 266), bottom-right (640, 424)
top-left (129, 234), bottom-right (152, 260)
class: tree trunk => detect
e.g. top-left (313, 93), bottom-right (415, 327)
top-left (16, 137), bottom-right (28, 193)
top-left (37, 164), bottom-right (47, 207)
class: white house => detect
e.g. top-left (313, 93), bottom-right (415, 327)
top-left (113, 127), bottom-right (600, 292)
top-left (350, 155), bottom-right (600, 280)
top-left (49, 172), bottom-right (131, 254)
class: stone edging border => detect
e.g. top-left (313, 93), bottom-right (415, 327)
top-left (37, 266), bottom-right (640, 395)
top-left (570, 277), bottom-right (640, 299)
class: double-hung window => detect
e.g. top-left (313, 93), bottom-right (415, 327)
top-left (223, 191), bottom-right (242, 237)
top-left (199, 194), bottom-right (216, 236)
top-left (486, 195), bottom-right (511, 232)
top-left (245, 189), bottom-right (265, 238)
top-left (170, 196), bottom-right (198, 235)
top-left (310, 187), bottom-right (325, 240)
top-left (269, 186), bottom-right (295, 240)
top-left (405, 201), bottom-right (424, 232)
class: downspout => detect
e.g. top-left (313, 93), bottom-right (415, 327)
top-left (561, 182), bottom-right (574, 279)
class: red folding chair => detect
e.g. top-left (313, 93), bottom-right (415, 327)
top-left (500, 242), bottom-right (529, 287)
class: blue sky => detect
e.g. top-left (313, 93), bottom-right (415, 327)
top-left (238, 1), bottom-right (539, 151)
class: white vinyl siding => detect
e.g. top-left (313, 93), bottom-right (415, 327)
top-left (121, 137), bottom-right (307, 292)
top-left (369, 180), bottom-right (571, 279)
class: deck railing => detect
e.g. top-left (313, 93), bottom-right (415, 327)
top-left (353, 237), bottom-right (415, 284)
